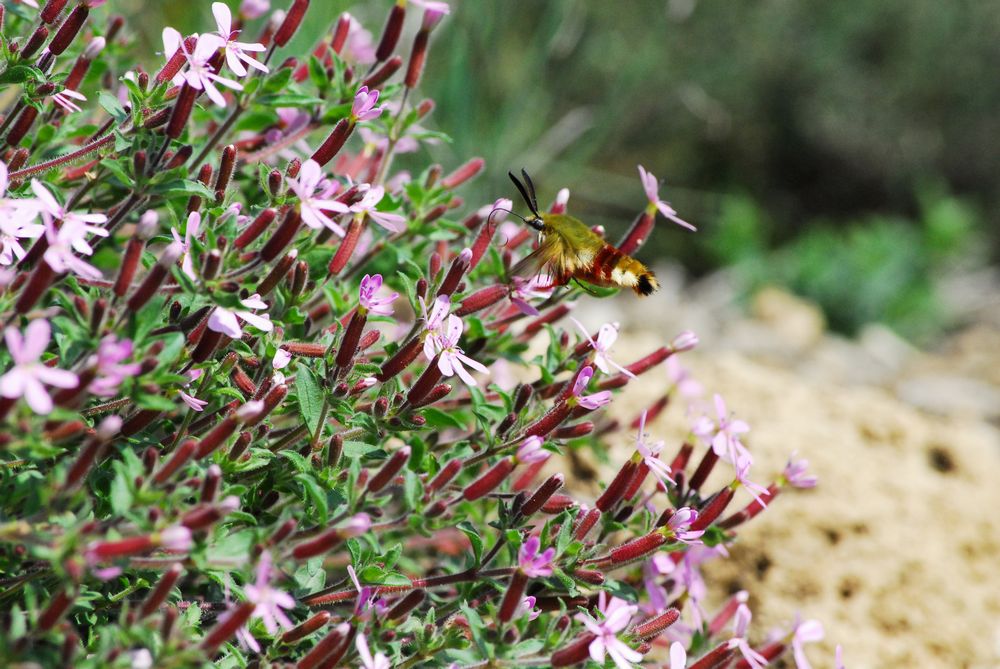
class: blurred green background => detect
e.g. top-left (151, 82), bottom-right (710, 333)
top-left (129, 0), bottom-right (998, 342)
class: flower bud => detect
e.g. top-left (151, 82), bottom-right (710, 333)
top-left (258, 248), bottom-right (298, 296)
top-left (455, 284), bottom-right (507, 316)
top-left (427, 458), bottom-right (462, 494)
top-left (137, 563), bottom-right (183, 620)
top-left (441, 158), bottom-right (485, 189)
top-left (690, 487), bottom-right (735, 531)
top-left (367, 446), bottom-right (410, 493)
top-left (281, 611), bottom-right (330, 644)
top-left (311, 117), bottom-right (353, 167)
top-left (551, 634), bottom-right (598, 667)
top-left (608, 530), bottom-right (667, 566)
top-left (37, 590), bottom-right (74, 632)
top-left (375, 3), bottom-right (405, 62)
top-left (520, 474), bottom-right (564, 517)
top-left (166, 84), bottom-right (197, 139)
top-left (127, 242), bottom-right (183, 312)
top-left (363, 55), bottom-right (402, 89)
top-left (632, 607), bottom-right (680, 640)
top-left (274, 0), bottom-right (310, 47)
top-left (235, 208), bottom-right (277, 249)
top-left (41, 0), bottom-right (68, 24)
top-left (296, 623), bottom-right (350, 669)
top-left (498, 570), bottom-right (528, 623)
top-left (201, 602), bottom-right (256, 654)
top-left (573, 569), bottom-right (605, 585)
top-left (462, 457), bottom-right (514, 501)
top-left (328, 217), bottom-right (363, 275)
top-left (376, 337), bottom-right (423, 381)
top-left (617, 211), bottom-right (655, 256)
top-left (260, 208), bottom-right (302, 262)
top-left (596, 460), bottom-right (639, 512)
top-left (387, 589), bottom-right (425, 620)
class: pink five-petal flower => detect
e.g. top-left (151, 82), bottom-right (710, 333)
top-left (570, 318), bottom-right (634, 377)
top-left (514, 595), bottom-right (540, 622)
top-left (509, 273), bottom-right (554, 316)
top-left (789, 616), bottom-right (824, 669)
top-left (782, 453), bottom-right (818, 489)
top-left (52, 88), bottom-right (87, 113)
top-left (666, 507), bottom-right (704, 544)
top-left (435, 314), bottom-right (488, 387)
top-left (0, 320), bottom-right (77, 415)
top-left (421, 295), bottom-right (452, 359)
top-left (212, 2), bottom-right (268, 77)
top-left (287, 159), bottom-right (350, 233)
top-left (349, 184), bottom-right (406, 233)
top-left (666, 355), bottom-right (702, 399)
top-left (518, 536), bottom-right (555, 578)
top-left (356, 633), bottom-right (391, 669)
top-left (515, 435), bottom-right (549, 465)
top-left (571, 366), bottom-right (612, 410)
top-left (699, 394), bottom-right (750, 464)
top-left (244, 551), bottom-right (295, 635)
top-left (207, 294), bottom-right (273, 339)
top-left (0, 163), bottom-right (45, 265)
top-left (359, 273), bottom-right (398, 316)
top-left (171, 211), bottom-right (202, 281)
top-left (730, 603), bottom-right (768, 669)
top-left (637, 164), bottom-right (695, 231)
top-left (88, 336), bottom-right (141, 397)
top-left (174, 33), bottom-right (243, 107)
top-left (575, 593), bottom-right (642, 669)
top-left (735, 455), bottom-right (770, 507)
top-left (634, 411), bottom-right (674, 488)
top-left (240, 0), bottom-right (270, 20)
top-left (351, 86), bottom-right (384, 122)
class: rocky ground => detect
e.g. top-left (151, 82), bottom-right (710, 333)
top-left (570, 264), bottom-right (1000, 668)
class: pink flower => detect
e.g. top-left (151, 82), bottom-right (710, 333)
top-left (351, 86), bottom-right (384, 122)
top-left (735, 455), bottom-right (770, 507)
top-left (166, 29), bottom-right (242, 107)
top-left (694, 394), bottom-right (750, 465)
top-left (88, 337), bottom-right (141, 397)
top-left (411, 0), bottom-right (451, 13)
top-left (782, 454), bottom-right (818, 489)
top-left (348, 564), bottom-right (385, 620)
top-left (212, 2), bottom-right (268, 77)
top-left (179, 369), bottom-right (207, 411)
top-left (171, 211), bottom-right (201, 281)
top-left (349, 184), bottom-right (406, 233)
top-left (159, 525), bottom-right (193, 551)
top-left (510, 274), bottom-right (554, 316)
top-left (637, 165), bottom-right (695, 231)
top-left (421, 296), bottom-right (452, 358)
top-left (665, 507), bottom-right (704, 544)
top-left (836, 645), bottom-right (846, 669)
top-left (670, 330), bottom-right (699, 352)
top-left (359, 274), bottom-right (398, 316)
top-left (0, 320), bottom-right (77, 415)
top-left (32, 179), bottom-right (109, 278)
top-left (518, 536), bottom-right (555, 577)
top-left (571, 367), bottom-right (612, 410)
top-left (434, 312), bottom-right (489, 386)
top-left (245, 551), bottom-right (295, 635)
top-left (575, 593), bottom-right (642, 669)
top-left (0, 163), bottom-right (45, 266)
top-left (634, 411), bottom-right (674, 488)
top-left (514, 595), bottom-right (540, 622)
top-left (570, 318), bottom-right (634, 377)
top-left (287, 159), bottom-right (350, 234)
top-left (51, 89), bottom-right (86, 113)
top-left (239, 0), bottom-right (270, 20)
top-left (356, 633), bottom-right (390, 669)
top-left (515, 436), bottom-right (549, 465)
top-left (788, 616), bottom-right (824, 669)
top-left (666, 356), bottom-right (702, 399)
top-left (669, 642), bottom-right (687, 669)
top-left (207, 294), bottom-right (273, 338)
top-left (730, 603), bottom-right (768, 669)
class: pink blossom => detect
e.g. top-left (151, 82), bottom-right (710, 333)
top-left (411, 0), bottom-right (451, 13)
top-left (515, 436), bottom-right (548, 465)
top-left (166, 30), bottom-right (242, 107)
top-left (694, 394), bottom-right (750, 465)
top-left (0, 163), bottom-right (45, 266)
top-left (634, 411), bottom-right (674, 488)
top-left (287, 159), bottom-right (350, 233)
top-left (666, 356), bottom-right (702, 399)
top-left (208, 294), bottom-right (273, 338)
top-left (730, 603), bottom-right (768, 669)
top-left (347, 564), bottom-right (387, 620)
top-left (239, 0), bottom-right (270, 19)
top-left (788, 616), bottom-right (824, 669)
top-left (669, 642), bottom-right (687, 669)
top-left (518, 536), bottom-right (555, 578)
top-left (637, 165), bottom-right (695, 231)
top-left (0, 320), bottom-right (78, 415)
top-left (665, 507), bottom-right (704, 544)
top-left (782, 454), bottom-right (818, 489)
top-left (510, 274), bottom-right (554, 316)
top-left (421, 295), bottom-right (453, 359)
top-left (670, 330), bottom-right (699, 352)
top-left (570, 318), bottom-right (634, 377)
top-left (570, 367), bottom-right (612, 410)
top-left (735, 455), bottom-right (770, 507)
top-left (356, 633), bottom-right (390, 669)
top-left (575, 593), bottom-right (642, 669)
top-left (171, 211), bottom-right (201, 281)
top-left (212, 2), bottom-right (268, 77)
top-left (359, 274), bottom-right (398, 316)
top-left (349, 184), bottom-right (406, 233)
top-left (343, 15), bottom-right (376, 64)
top-left (51, 89), bottom-right (86, 113)
top-left (836, 645), bottom-right (846, 669)
top-left (32, 179), bottom-right (109, 278)
top-left (514, 595), bottom-right (541, 622)
top-left (351, 86), bottom-right (384, 122)
top-left (179, 368), bottom-right (208, 412)
top-left (245, 551), bottom-right (295, 634)
top-left (434, 312), bottom-right (489, 386)
top-left (159, 525), bottom-right (193, 551)
top-left (88, 336), bottom-right (141, 397)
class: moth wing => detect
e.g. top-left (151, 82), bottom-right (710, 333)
top-left (508, 231), bottom-right (580, 283)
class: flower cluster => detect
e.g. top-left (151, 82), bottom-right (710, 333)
top-left (0, 2), bottom-right (839, 668)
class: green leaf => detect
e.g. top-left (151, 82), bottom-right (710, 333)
top-left (342, 440), bottom-right (379, 458)
top-left (98, 91), bottom-right (128, 123)
top-left (458, 521), bottom-right (483, 564)
top-left (149, 179), bottom-right (216, 199)
top-left (109, 464), bottom-right (133, 515)
top-left (420, 407), bottom-right (466, 430)
top-left (296, 366), bottom-right (324, 433)
top-left (0, 64), bottom-right (42, 85)
top-left (295, 473), bottom-right (329, 524)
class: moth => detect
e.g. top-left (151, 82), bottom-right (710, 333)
top-left (506, 170), bottom-right (659, 296)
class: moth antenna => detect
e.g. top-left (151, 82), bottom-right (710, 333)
top-left (489, 206), bottom-right (542, 233)
top-left (520, 168), bottom-right (540, 214)
top-left (508, 171), bottom-right (540, 219)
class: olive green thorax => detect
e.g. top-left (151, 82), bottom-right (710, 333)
top-left (537, 213), bottom-right (605, 252)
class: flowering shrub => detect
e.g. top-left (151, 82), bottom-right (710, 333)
top-left (0, 1), bottom-right (840, 667)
